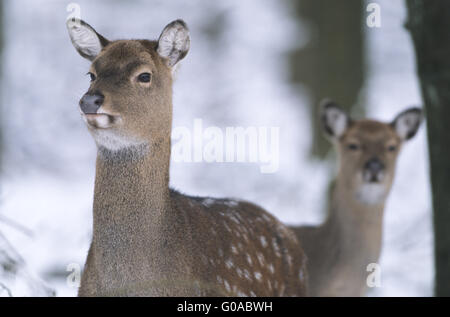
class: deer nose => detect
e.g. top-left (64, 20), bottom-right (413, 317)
top-left (80, 93), bottom-right (104, 114)
top-left (365, 158), bottom-right (384, 173)
top-left (364, 157), bottom-right (385, 182)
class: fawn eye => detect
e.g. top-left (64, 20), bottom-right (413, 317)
top-left (87, 72), bottom-right (96, 82)
top-left (347, 143), bottom-right (360, 151)
top-left (137, 72), bottom-right (152, 83)
top-left (388, 145), bottom-right (397, 152)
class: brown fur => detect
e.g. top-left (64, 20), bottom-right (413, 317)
top-left (71, 23), bottom-right (308, 297)
top-left (290, 113), bottom-right (420, 296)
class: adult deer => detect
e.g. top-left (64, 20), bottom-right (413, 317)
top-left (290, 100), bottom-right (423, 296)
top-left (66, 19), bottom-right (307, 296)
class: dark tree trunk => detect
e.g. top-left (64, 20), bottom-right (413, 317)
top-left (406, 0), bottom-right (450, 296)
top-left (288, 0), bottom-right (366, 159)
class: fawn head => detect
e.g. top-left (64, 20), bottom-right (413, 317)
top-left (321, 100), bottom-right (423, 205)
top-left (67, 19), bottom-right (190, 152)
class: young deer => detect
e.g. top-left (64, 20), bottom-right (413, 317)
top-left (290, 100), bottom-right (423, 296)
top-left (66, 19), bottom-right (307, 297)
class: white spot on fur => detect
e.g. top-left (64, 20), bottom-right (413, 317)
top-left (299, 268), bottom-right (305, 281)
top-left (246, 254), bottom-right (253, 266)
top-left (225, 200), bottom-right (239, 208)
top-left (90, 124), bottom-right (145, 152)
top-left (236, 267), bottom-right (243, 278)
top-left (228, 214), bottom-right (240, 224)
top-left (260, 236), bottom-right (268, 248)
top-left (272, 238), bottom-right (281, 257)
top-left (257, 253), bottom-right (265, 266)
top-left (231, 245), bottom-right (238, 254)
top-left (224, 223), bottom-right (232, 233)
top-left (202, 198), bottom-right (215, 207)
top-left (225, 259), bottom-right (234, 269)
top-left (243, 269), bottom-right (252, 281)
top-left (236, 290), bottom-right (247, 297)
top-left (223, 279), bottom-right (231, 292)
top-left (279, 284), bottom-right (286, 296)
top-left (356, 183), bottom-right (387, 205)
top-left (286, 254), bottom-right (293, 268)
top-left (268, 263), bottom-right (275, 274)
top-left (254, 272), bottom-right (262, 281)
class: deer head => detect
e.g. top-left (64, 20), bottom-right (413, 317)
top-left (66, 19), bottom-right (190, 152)
top-left (321, 100), bottom-right (423, 205)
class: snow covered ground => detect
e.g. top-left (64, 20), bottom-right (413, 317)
top-left (0, 0), bottom-right (432, 296)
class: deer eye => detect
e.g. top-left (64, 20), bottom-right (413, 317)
top-left (137, 72), bottom-right (152, 83)
top-left (388, 145), bottom-right (397, 152)
top-left (347, 143), bottom-right (360, 151)
top-left (87, 72), bottom-right (96, 82)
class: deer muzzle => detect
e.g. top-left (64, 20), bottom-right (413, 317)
top-left (363, 157), bottom-right (385, 183)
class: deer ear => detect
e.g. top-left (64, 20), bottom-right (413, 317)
top-left (157, 20), bottom-right (190, 67)
top-left (391, 107), bottom-right (423, 141)
top-left (66, 19), bottom-right (109, 61)
top-left (320, 99), bottom-right (351, 139)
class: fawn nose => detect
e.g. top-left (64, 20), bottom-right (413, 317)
top-left (80, 93), bottom-right (104, 114)
top-left (363, 157), bottom-right (385, 182)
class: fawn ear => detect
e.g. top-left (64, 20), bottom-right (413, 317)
top-left (157, 19), bottom-right (190, 67)
top-left (321, 99), bottom-right (351, 140)
top-left (391, 107), bottom-right (423, 141)
top-left (66, 19), bottom-right (109, 61)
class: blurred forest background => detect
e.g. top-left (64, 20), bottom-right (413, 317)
top-left (0, 0), bottom-right (442, 296)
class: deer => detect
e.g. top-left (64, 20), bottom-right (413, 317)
top-left (66, 18), bottom-right (308, 297)
top-left (290, 100), bottom-right (423, 297)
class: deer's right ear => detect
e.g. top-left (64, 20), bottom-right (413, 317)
top-left (320, 99), bottom-right (351, 140)
top-left (391, 107), bottom-right (423, 141)
top-left (66, 19), bottom-right (109, 61)
top-left (157, 20), bottom-right (190, 67)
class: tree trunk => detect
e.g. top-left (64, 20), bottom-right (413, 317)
top-left (406, 0), bottom-right (450, 296)
top-left (288, 0), bottom-right (366, 159)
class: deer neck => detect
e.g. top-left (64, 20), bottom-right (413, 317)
top-left (322, 175), bottom-right (385, 265)
top-left (92, 137), bottom-right (172, 245)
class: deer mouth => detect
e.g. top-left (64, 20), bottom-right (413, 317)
top-left (363, 170), bottom-right (384, 183)
top-left (83, 113), bottom-right (120, 129)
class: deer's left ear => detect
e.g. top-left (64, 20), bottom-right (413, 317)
top-left (66, 19), bottom-right (109, 61)
top-left (391, 107), bottom-right (423, 141)
top-left (157, 19), bottom-right (190, 67)
top-left (320, 99), bottom-right (351, 140)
